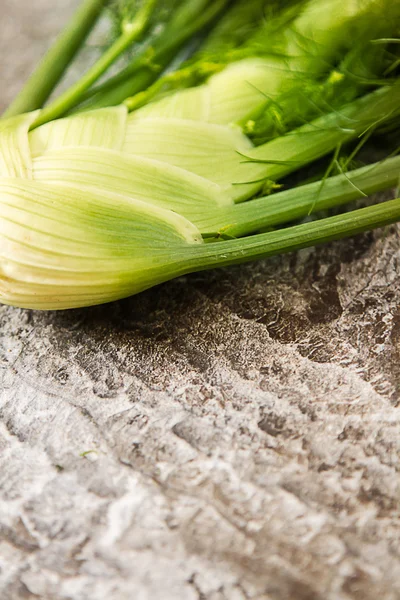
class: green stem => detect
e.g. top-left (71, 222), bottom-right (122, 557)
top-left (182, 198), bottom-right (400, 272)
top-left (197, 156), bottom-right (400, 235)
top-left (32, 0), bottom-right (157, 128)
top-left (74, 0), bottom-right (230, 110)
top-left (123, 62), bottom-right (223, 112)
top-left (73, 63), bottom-right (173, 112)
top-left (3, 0), bottom-right (107, 118)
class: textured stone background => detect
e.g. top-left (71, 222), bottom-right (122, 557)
top-left (1, 2), bottom-right (400, 599)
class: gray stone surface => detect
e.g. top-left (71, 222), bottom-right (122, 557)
top-left (1, 2), bottom-right (400, 599)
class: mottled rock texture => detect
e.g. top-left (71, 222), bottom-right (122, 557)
top-left (1, 2), bottom-right (400, 599)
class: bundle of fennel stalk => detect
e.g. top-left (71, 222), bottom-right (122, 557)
top-left (1, 0), bottom-right (400, 310)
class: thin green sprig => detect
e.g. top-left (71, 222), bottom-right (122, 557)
top-left (246, 83), bottom-right (400, 182)
top-left (32, 0), bottom-right (158, 127)
top-left (3, 0), bottom-right (108, 118)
